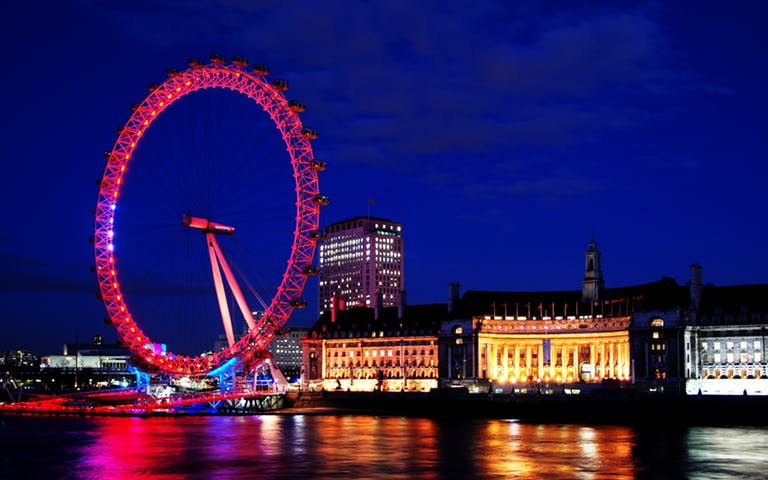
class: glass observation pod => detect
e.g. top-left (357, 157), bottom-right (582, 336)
top-left (290, 298), bottom-right (308, 309)
top-left (252, 64), bottom-right (270, 75)
top-left (271, 78), bottom-right (289, 91)
top-left (301, 128), bottom-right (318, 140)
top-left (310, 159), bottom-right (327, 171)
top-left (309, 230), bottom-right (327, 241)
top-left (187, 58), bottom-right (203, 67)
top-left (312, 194), bottom-right (330, 206)
top-left (231, 56), bottom-right (248, 67)
top-left (288, 100), bottom-right (305, 113)
top-left (302, 265), bottom-right (319, 276)
top-left (209, 53), bottom-right (226, 65)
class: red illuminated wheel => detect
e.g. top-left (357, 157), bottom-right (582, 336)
top-left (94, 56), bottom-right (326, 376)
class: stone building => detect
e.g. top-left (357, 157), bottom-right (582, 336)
top-left (300, 302), bottom-right (444, 392)
top-left (684, 266), bottom-right (768, 395)
top-left (439, 238), bottom-right (687, 392)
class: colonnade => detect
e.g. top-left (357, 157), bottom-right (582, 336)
top-left (482, 334), bottom-right (630, 383)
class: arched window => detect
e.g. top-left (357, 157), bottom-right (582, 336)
top-left (453, 325), bottom-right (463, 335)
top-left (650, 318), bottom-right (664, 328)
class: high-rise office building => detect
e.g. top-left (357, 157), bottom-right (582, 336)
top-left (267, 327), bottom-right (308, 381)
top-left (318, 216), bottom-right (404, 313)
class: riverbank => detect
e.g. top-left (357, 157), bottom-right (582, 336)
top-left (288, 389), bottom-right (768, 426)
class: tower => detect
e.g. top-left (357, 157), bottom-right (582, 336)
top-left (582, 234), bottom-right (604, 303)
top-left (318, 216), bottom-right (404, 313)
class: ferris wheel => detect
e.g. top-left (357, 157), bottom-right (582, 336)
top-left (94, 55), bottom-right (328, 377)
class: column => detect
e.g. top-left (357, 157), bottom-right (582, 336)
top-left (538, 343), bottom-right (544, 381)
top-left (573, 345), bottom-right (579, 381)
top-left (511, 345), bottom-right (518, 380)
top-left (599, 344), bottom-right (605, 378)
top-left (618, 342), bottom-right (625, 379)
top-left (550, 343), bottom-right (556, 380)
top-left (503, 345), bottom-right (510, 381)
top-left (526, 345), bottom-right (532, 380)
top-left (623, 342), bottom-right (630, 378)
top-left (491, 343), bottom-right (498, 379)
top-left (561, 346), bottom-right (567, 380)
top-left (609, 343), bottom-right (615, 378)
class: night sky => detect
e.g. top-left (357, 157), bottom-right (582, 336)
top-left (2, 1), bottom-right (767, 356)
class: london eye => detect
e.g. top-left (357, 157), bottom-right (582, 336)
top-left (94, 55), bottom-right (327, 377)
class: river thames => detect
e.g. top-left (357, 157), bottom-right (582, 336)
top-left (1, 413), bottom-right (767, 479)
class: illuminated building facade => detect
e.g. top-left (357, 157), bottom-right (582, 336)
top-left (42, 342), bottom-right (130, 371)
top-left (301, 303), bottom-right (443, 392)
top-left (441, 289), bottom-right (634, 388)
top-left (684, 268), bottom-right (768, 395)
top-left (267, 327), bottom-right (308, 381)
top-left (318, 216), bottom-right (403, 312)
top-left (439, 239), bottom-right (685, 390)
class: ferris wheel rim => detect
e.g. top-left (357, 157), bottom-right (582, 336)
top-left (93, 59), bottom-right (322, 376)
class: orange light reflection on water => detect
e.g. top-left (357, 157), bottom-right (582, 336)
top-left (477, 421), bottom-right (635, 479)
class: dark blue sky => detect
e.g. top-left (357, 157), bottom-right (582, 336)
top-left (2, 1), bottom-right (767, 355)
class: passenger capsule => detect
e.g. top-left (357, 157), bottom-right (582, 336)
top-left (271, 78), bottom-right (289, 91)
top-left (288, 100), bottom-right (305, 112)
top-left (231, 55), bottom-right (248, 67)
top-left (209, 53), bottom-right (226, 65)
top-left (302, 265), bottom-right (319, 276)
top-left (252, 64), bottom-right (270, 75)
top-left (301, 128), bottom-right (318, 140)
top-left (290, 298), bottom-right (308, 309)
top-left (167, 68), bottom-right (180, 77)
top-left (312, 194), bottom-right (330, 206)
top-left (309, 230), bottom-right (326, 241)
top-left (188, 58), bottom-right (203, 67)
top-left (148, 83), bottom-right (158, 92)
top-left (310, 159), bottom-right (327, 171)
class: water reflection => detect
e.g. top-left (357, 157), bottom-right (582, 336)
top-left (474, 422), bottom-right (635, 479)
top-left (6, 415), bottom-right (761, 479)
top-left (686, 427), bottom-right (768, 480)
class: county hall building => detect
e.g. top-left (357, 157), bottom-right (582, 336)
top-left (439, 237), bottom-right (686, 391)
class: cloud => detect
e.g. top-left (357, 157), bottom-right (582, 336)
top-left (80, 1), bottom-right (719, 203)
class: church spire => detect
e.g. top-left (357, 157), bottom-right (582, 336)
top-left (582, 234), bottom-right (604, 303)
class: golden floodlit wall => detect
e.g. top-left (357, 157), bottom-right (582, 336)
top-left (469, 316), bottom-right (631, 384)
top-left (303, 335), bottom-right (439, 392)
